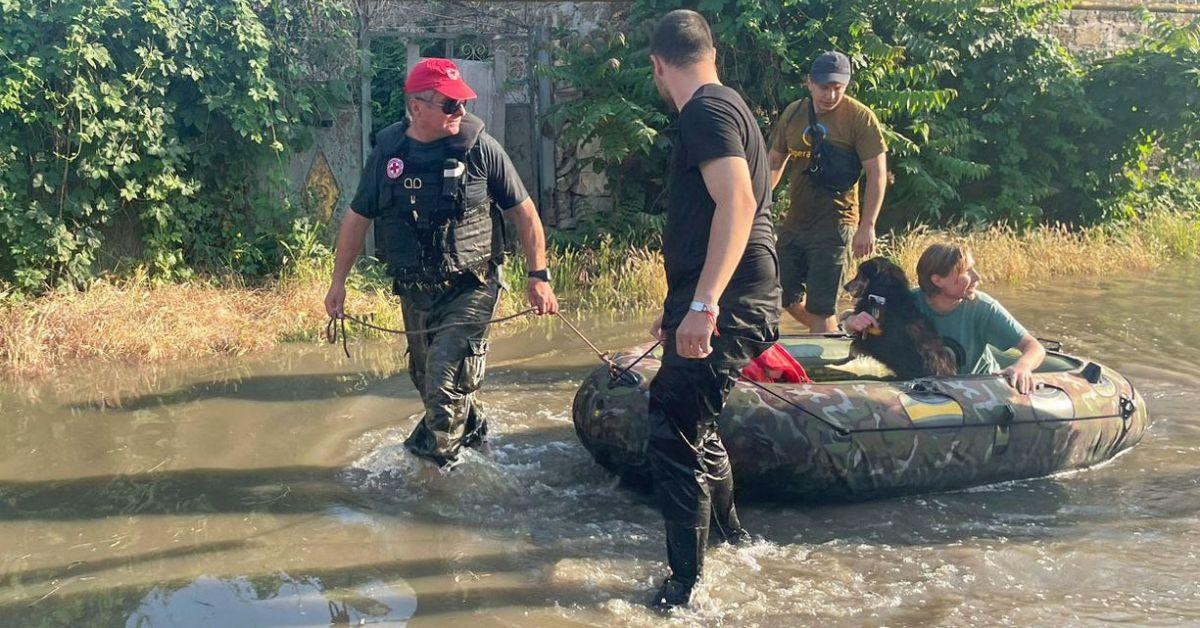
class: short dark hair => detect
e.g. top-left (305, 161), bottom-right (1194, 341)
top-left (649, 10), bottom-right (715, 67)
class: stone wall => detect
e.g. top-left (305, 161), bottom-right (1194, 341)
top-left (1055, 1), bottom-right (1200, 54)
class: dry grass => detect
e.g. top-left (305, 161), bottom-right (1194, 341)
top-left (0, 267), bottom-right (399, 377)
top-left (2, 212), bottom-right (1196, 377)
top-left (884, 212), bottom-right (1198, 286)
top-left (499, 237), bottom-right (667, 315)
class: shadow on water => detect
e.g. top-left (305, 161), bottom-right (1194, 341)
top-left (61, 362), bottom-right (605, 413)
top-left (62, 373), bottom-right (404, 412)
top-left (0, 466), bottom-right (352, 521)
top-left (745, 457), bottom-right (1200, 548)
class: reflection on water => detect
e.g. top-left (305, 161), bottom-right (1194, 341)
top-left (127, 575), bottom-right (416, 627)
top-left (2, 273), bottom-right (1198, 626)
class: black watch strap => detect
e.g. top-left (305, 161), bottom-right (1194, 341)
top-left (527, 268), bottom-right (551, 282)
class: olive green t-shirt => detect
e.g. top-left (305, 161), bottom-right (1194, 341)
top-left (912, 288), bottom-right (1029, 375)
top-left (769, 95), bottom-right (886, 235)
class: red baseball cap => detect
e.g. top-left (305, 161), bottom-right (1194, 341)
top-left (405, 58), bottom-right (477, 100)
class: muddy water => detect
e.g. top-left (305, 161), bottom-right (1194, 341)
top-left (1, 271), bottom-right (1198, 627)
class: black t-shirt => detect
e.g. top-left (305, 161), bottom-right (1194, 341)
top-left (349, 122), bottom-right (528, 220)
top-left (661, 84), bottom-right (780, 331)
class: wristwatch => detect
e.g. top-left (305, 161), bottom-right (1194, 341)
top-left (527, 268), bottom-right (551, 282)
top-left (689, 300), bottom-right (718, 315)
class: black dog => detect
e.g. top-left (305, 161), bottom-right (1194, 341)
top-left (843, 257), bottom-right (956, 380)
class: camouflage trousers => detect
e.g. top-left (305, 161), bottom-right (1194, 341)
top-left (400, 273), bottom-right (500, 469)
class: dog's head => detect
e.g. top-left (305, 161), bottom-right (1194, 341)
top-left (844, 257), bottom-right (909, 299)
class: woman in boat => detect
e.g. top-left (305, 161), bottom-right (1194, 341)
top-left (843, 242), bottom-right (1045, 393)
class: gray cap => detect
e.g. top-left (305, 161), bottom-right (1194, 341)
top-left (811, 51), bottom-right (851, 85)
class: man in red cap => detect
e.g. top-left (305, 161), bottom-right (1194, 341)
top-left (325, 58), bottom-right (558, 472)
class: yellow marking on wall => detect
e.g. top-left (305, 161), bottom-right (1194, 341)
top-left (305, 151), bottom-right (340, 221)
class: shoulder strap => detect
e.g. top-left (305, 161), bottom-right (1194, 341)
top-left (781, 99), bottom-right (803, 142)
top-left (806, 97), bottom-right (826, 147)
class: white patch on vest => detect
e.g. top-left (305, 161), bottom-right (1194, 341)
top-left (386, 158), bottom-right (404, 179)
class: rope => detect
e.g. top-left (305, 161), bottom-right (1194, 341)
top-left (608, 339), bottom-right (663, 386)
top-left (553, 311), bottom-right (611, 364)
top-left (325, 308), bottom-right (536, 358)
top-left (328, 304), bottom-right (653, 388)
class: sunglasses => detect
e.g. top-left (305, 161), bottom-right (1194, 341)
top-left (416, 96), bottom-right (466, 115)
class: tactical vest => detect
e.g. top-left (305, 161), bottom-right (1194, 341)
top-left (373, 114), bottom-right (504, 290)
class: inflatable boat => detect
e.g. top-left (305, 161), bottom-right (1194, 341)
top-left (572, 335), bottom-right (1147, 501)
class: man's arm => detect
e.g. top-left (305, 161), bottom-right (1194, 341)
top-left (324, 210), bottom-right (372, 318)
top-left (768, 147), bottom-right (789, 190)
top-left (505, 197), bottom-right (559, 315)
top-left (1001, 333), bottom-right (1046, 395)
top-left (853, 152), bottom-right (887, 258)
top-left (674, 156), bottom-right (757, 359)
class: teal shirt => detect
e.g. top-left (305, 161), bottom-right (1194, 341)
top-left (912, 289), bottom-right (1028, 375)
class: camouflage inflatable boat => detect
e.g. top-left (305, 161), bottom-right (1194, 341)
top-left (572, 335), bottom-right (1147, 502)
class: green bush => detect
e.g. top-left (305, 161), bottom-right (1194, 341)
top-left (546, 1), bottom-right (1200, 231)
top-left (1065, 17), bottom-right (1200, 222)
top-left (0, 0), bottom-right (354, 292)
top-left (370, 35), bottom-right (409, 135)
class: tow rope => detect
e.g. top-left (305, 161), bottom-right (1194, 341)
top-left (326, 309), bottom-right (640, 385)
top-left (325, 308), bottom-right (536, 358)
top-left (328, 310), bottom-right (842, 406)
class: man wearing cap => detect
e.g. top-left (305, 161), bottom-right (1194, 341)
top-left (325, 58), bottom-right (558, 472)
top-left (768, 51), bottom-right (888, 332)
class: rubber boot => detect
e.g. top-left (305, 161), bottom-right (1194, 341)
top-left (713, 505), bottom-right (752, 546)
top-left (707, 435), bottom-right (752, 546)
top-left (649, 523), bottom-right (708, 611)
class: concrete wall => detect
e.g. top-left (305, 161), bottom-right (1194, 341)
top-left (287, 107), bottom-right (363, 224)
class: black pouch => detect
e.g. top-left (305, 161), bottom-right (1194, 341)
top-left (805, 98), bottom-right (863, 195)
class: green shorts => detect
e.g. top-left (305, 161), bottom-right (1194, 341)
top-left (777, 226), bottom-right (853, 317)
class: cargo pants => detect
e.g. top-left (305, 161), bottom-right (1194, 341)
top-left (400, 272), bottom-right (499, 469)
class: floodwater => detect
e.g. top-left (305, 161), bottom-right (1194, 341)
top-left (2, 270), bottom-right (1198, 627)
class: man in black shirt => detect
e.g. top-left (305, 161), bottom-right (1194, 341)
top-left (325, 58), bottom-right (558, 473)
top-left (644, 10), bottom-right (782, 610)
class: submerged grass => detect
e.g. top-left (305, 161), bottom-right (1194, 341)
top-left (1, 212), bottom-right (1196, 376)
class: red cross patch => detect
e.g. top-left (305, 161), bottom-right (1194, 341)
top-left (386, 158), bottom-right (404, 179)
